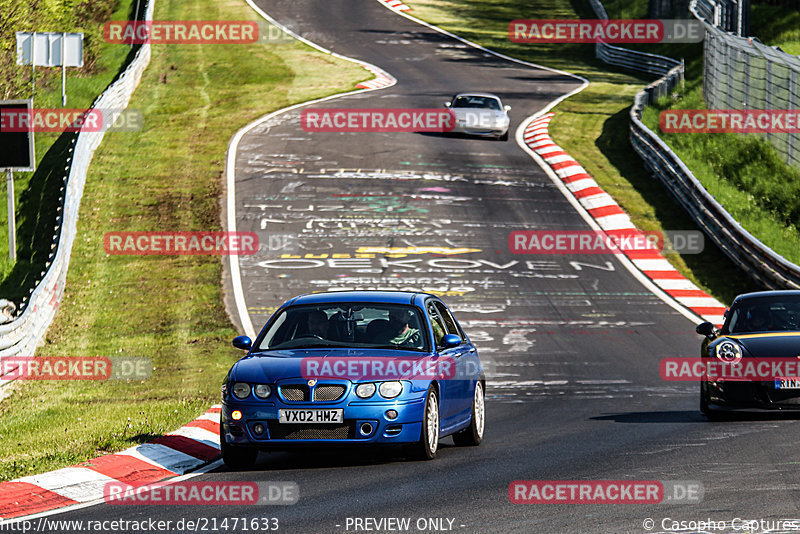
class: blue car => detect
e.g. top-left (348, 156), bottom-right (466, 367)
top-left (220, 291), bottom-right (486, 468)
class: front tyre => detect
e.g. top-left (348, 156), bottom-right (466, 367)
top-left (453, 381), bottom-right (485, 446)
top-left (410, 387), bottom-right (440, 460)
top-left (499, 131), bottom-right (509, 141)
top-left (700, 381), bottom-right (725, 421)
top-left (220, 432), bottom-right (258, 469)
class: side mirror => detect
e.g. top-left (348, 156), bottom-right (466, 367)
top-left (232, 335), bottom-right (252, 351)
top-left (695, 322), bottom-right (716, 337)
top-left (504, 105), bottom-right (511, 112)
top-left (444, 101), bottom-right (451, 108)
top-left (442, 334), bottom-right (462, 349)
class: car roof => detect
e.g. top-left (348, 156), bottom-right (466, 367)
top-left (453, 92), bottom-right (502, 100)
top-left (732, 290), bottom-right (800, 305)
top-left (284, 290), bottom-right (435, 308)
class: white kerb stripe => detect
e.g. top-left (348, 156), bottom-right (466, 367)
top-left (530, 140), bottom-right (558, 148)
top-left (195, 412), bottom-right (222, 423)
top-left (565, 178), bottom-right (598, 193)
top-left (537, 146), bottom-right (565, 155)
top-left (18, 467), bottom-right (116, 503)
top-left (675, 296), bottom-right (726, 308)
top-left (114, 446), bottom-right (183, 473)
top-left (543, 154), bottom-right (573, 164)
top-left (653, 278), bottom-right (702, 291)
top-left (555, 165), bottom-right (588, 178)
top-left (168, 426), bottom-right (221, 448)
top-left (130, 443), bottom-right (206, 474)
top-left (595, 214), bottom-right (636, 231)
top-left (579, 193), bottom-right (618, 210)
top-left (630, 258), bottom-right (676, 271)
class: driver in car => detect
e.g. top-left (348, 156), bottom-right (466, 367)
top-left (746, 304), bottom-right (776, 332)
top-left (386, 309), bottom-right (421, 347)
top-left (307, 310), bottom-right (330, 338)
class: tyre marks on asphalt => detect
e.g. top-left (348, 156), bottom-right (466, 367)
top-left (525, 113), bottom-right (728, 327)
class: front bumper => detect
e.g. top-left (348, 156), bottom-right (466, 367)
top-left (705, 379), bottom-right (800, 411)
top-left (451, 124), bottom-right (507, 137)
top-left (221, 386), bottom-right (426, 448)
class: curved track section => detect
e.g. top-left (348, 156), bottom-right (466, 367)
top-left (43, 1), bottom-right (800, 532)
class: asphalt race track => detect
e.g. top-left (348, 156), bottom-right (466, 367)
top-left (50, 1), bottom-right (800, 532)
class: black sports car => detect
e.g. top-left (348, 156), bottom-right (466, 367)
top-left (697, 290), bottom-right (800, 417)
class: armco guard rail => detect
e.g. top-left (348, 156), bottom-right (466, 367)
top-left (0, 0), bottom-right (155, 361)
top-left (588, 0), bottom-right (800, 288)
top-left (588, 0), bottom-right (682, 78)
top-left (629, 89), bottom-right (800, 289)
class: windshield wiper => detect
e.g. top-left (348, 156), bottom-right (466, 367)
top-left (368, 344), bottom-right (424, 352)
top-left (294, 342), bottom-right (338, 349)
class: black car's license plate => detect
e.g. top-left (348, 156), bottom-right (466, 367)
top-left (278, 409), bottom-right (343, 424)
top-left (774, 378), bottom-right (800, 389)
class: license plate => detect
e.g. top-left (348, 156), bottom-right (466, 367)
top-left (279, 409), bottom-right (343, 424)
top-left (774, 378), bottom-right (800, 389)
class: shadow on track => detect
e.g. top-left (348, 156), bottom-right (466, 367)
top-left (591, 410), bottom-right (800, 423)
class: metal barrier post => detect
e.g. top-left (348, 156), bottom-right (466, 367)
top-left (6, 169), bottom-right (15, 261)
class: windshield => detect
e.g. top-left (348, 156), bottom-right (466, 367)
top-left (725, 296), bottom-right (800, 334)
top-left (452, 95), bottom-right (502, 110)
top-left (256, 303), bottom-right (429, 352)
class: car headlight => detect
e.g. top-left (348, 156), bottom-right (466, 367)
top-left (379, 381), bottom-right (403, 399)
top-left (254, 384), bottom-right (271, 399)
top-left (232, 382), bottom-right (251, 399)
top-left (356, 382), bottom-right (376, 399)
top-left (715, 341), bottom-right (742, 363)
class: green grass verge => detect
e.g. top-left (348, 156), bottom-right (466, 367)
top-left (0, 0), bottom-right (368, 481)
top-left (637, 1), bottom-right (800, 266)
top-left (643, 92), bottom-right (800, 266)
top-left (406, 0), bottom-right (758, 302)
top-left (0, 0), bottom-right (139, 302)
top-left (752, 2), bottom-right (800, 55)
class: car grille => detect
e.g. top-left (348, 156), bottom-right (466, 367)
top-left (314, 384), bottom-right (346, 401)
top-left (280, 385), bottom-right (308, 401)
top-left (267, 422), bottom-right (354, 440)
top-left (279, 383), bottom-right (346, 402)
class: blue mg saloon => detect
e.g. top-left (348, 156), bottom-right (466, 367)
top-left (220, 291), bottom-right (485, 468)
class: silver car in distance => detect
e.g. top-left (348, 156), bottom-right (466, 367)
top-left (444, 92), bottom-right (511, 141)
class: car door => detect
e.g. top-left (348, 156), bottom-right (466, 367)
top-left (426, 300), bottom-right (461, 427)
top-left (433, 300), bottom-right (477, 425)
